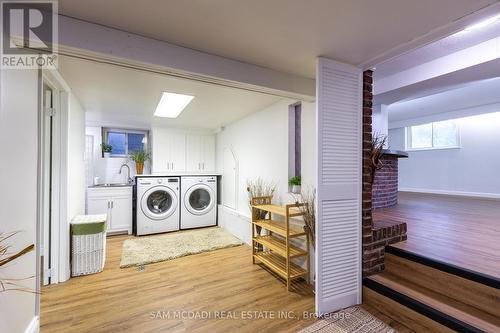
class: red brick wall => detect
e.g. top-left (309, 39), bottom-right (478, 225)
top-left (362, 70), bottom-right (407, 276)
top-left (372, 155), bottom-right (398, 209)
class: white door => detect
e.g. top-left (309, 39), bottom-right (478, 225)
top-left (152, 128), bottom-right (172, 173)
top-left (170, 132), bottom-right (186, 172)
top-left (315, 57), bottom-right (362, 314)
top-left (186, 134), bottom-right (202, 172)
top-left (41, 85), bottom-right (53, 285)
top-left (110, 196), bottom-right (132, 234)
top-left (201, 135), bottom-right (215, 172)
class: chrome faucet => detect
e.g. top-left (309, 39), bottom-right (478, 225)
top-left (119, 164), bottom-right (133, 184)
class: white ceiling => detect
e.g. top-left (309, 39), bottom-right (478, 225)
top-left (58, 56), bottom-right (285, 130)
top-left (375, 19), bottom-right (500, 79)
top-left (58, 0), bottom-right (497, 78)
top-left (387, 77), bottom-right (500, 125)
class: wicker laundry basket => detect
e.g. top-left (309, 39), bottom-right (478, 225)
top-left (70, 214), bottom-right (107, 277)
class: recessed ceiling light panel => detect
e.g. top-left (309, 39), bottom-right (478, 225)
top-left (154, 92), bottom-right (194, 118)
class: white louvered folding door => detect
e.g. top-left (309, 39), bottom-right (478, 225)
top-left (315, 57), bottom-right (362, 314)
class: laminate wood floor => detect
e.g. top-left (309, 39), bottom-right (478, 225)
top-left (40, 234), bottom-right (411, 333)
top-left (373, 192), bottom-right (500, 279)
top-left (41, 235), bottom-right (316, 333)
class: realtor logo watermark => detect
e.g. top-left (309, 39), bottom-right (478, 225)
top-left (1, 0), bottom-right (58, 69)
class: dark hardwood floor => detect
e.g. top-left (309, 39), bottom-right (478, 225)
top-left (373, 192), bottom-right (500, 279)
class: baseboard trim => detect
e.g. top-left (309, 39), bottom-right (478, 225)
top-left (386, 246), bottom-right (500, 289)
top-left (25, 316), bottom-right (39, 333)
top-left (399, 188), bottom-right (500, 199)
top-left (363, 278), bottom-right (482, 333)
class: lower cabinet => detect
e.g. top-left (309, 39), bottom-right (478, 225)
top-left (87, 187), bottom-right (132, 234)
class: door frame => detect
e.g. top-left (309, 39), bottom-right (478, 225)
top-left (39, 69), bottom-right (71, 285)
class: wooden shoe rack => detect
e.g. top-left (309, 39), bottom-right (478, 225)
top-left (251, 196), bottom-right (310, 291)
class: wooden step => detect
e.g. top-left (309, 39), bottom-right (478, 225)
top-left (365, 273), bottom-right (500, 333)
top-left (385, 246), bottom-right (500, 319)
top-left (253, 251), bottom-right (307, 280)
top-left (252, 204), bottom-right (304, 217)
top-left (363, 285), bottom-right (454, 333)
top-left (253, 219), bottom-right (306, 238)
top-left (253, 235), bottom-right (307, 258)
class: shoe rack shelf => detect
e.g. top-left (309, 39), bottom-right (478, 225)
top-left (251, 196), bottom-right (310, 291)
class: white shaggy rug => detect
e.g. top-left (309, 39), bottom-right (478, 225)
top-left (120, 227), bottom-right (244, 268)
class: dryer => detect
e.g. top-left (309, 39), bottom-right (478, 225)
top-left (181, 176), bottom-right (217, 229)
top-left (136, 176), bottom-right (180, 235)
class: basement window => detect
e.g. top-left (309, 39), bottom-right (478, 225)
top-left (102, 128), bottom-right (149, 157)
top-left (406, 120), bottom-right (460, 151)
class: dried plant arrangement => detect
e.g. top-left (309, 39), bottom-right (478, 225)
top-left (291, 188), bottom-right (316, 248)
top-left (0, 232), bottom-right (35, 293)
top-left (247, 178), bottom-right (276, 249)
top-left (371, 133), bottom-right (388, 182)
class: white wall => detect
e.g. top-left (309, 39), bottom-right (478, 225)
top-left (0, 69), bottom-right (39, 332)
top-left (389, 112), bottom-right (500, 198)
top-left (85, 126), bottom-right (151, 187)
top-left (216, 99), bottom-right (316, 281)
top-left (215, 99), bottom-right (315, 241)
top-left (67, 94), bottom-right (86, 222)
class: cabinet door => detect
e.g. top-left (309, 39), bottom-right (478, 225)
top-left (87, 196), bottom-right (110, 215)
top-left (170, 132), bottom-right (186, 172)
top-left (87, 196), bottom-right (111, 231)
top-left (110, 196), bottom-right (132, 234)
top-left (186, 134), bottom-right (202, 172)
top-left (201, 135), bottom-right (215, 172)
top-left (152, 127), bottom-right (172, 173)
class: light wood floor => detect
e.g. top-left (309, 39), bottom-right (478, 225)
top-left (41, 235), bottom-right (316, 333)
top-left (41, 234), bottom-right (412, 333)
top-left (373, 192), bottom-right (500, 279)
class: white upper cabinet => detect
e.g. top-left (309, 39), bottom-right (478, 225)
top-left (186, 134), bottom-right (215, 172)
top-left (152, 128), bottom-right (186, 173)
top-left (201, 135), bottom-right (215, 172)
top-left (152, 128), bottom-right (215, 174)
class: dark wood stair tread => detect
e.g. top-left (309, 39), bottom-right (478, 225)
top-left (367, 273), bottom-right (500, 333)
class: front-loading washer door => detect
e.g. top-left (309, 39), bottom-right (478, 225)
top-left (141, 186), bottom-right (178, 220)
top-left (184, 184), bottom-right (215, 216)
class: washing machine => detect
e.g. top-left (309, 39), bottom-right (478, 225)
top-left (136, 176), bottom-right (180, 235)
top-left (181, 176), bottom-right (217, 229)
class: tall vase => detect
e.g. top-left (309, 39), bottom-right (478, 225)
top-left (136, 162), bottom-right (144, 175)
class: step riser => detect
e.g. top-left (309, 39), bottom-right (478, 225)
top-left (385, 252), bottom-right (500, 318)
top-left (363, 286), bottom-right (455, 333)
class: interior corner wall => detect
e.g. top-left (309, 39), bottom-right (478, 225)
top-left (389, 112), bottom-right (500, 197)
top-left (215, 99), bottom-right (316, 244)
top-left (67, 94), bottom-right (86, 222)
top-left (0, 69), bottom-right (39, 333)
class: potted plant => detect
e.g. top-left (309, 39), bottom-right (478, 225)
top-left (289, 176), bottom-right (301, 194)
top-left (101, 143), bottom-right (112, 158)
top-left (129, 149), bottom-right (150, 175)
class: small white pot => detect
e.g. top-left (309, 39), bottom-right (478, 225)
top-left (103, 152), bottom-right (111, 158)
top-left (291, 185), bottom-right (301, 194)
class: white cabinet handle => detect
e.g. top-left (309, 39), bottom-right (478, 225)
top-left (107, 201), bottom-right (110, 209)
top-left (202, 162), bottom-right (205, 170)
top-left (111, 201), bottom-right (114, 209)
top-left (171, 162), bottom-right (173, 170)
